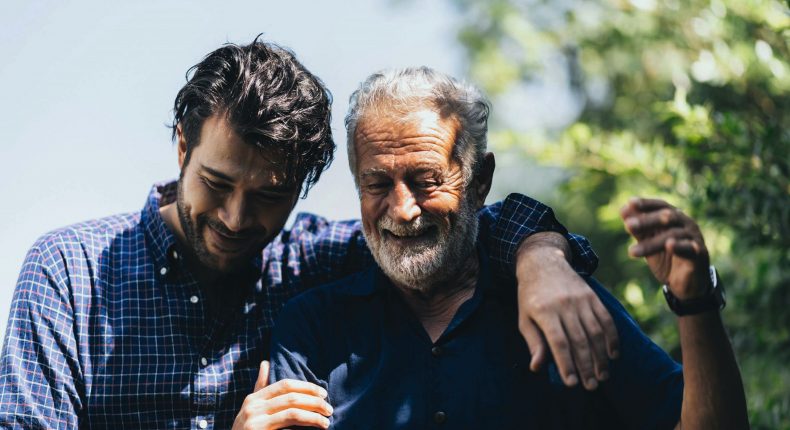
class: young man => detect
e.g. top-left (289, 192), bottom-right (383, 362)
top-left (1, 41), bottom-right (613, 429)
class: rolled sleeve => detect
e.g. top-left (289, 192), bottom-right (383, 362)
top-left (480, 193), bottom-right (599, 277)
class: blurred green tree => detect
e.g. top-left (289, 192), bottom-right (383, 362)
top-left (449, 0), bottom-right (789, 427)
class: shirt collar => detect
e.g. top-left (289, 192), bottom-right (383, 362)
top-left (141, 181), bottom-right (180, 277)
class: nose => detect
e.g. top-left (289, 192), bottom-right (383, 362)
top-left (386, 182), bottom-right (421, 223)
top-left (218, 192), bottom-right (249, 233)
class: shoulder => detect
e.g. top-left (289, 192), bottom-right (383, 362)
top-left (272, 269), bottom-right (377, 365)
top-left (581, 276), bottom-right (646, 338)
top-left (280, 212), bottom-right (362, 239)
top-left (34, 212), bottom-right (141, 249)
top-left (582, 275), bottom-right (682, 374)
top-left (280, 269), bottom-right (376, 318)
top-left (29, 212), bottom-right (141, 260)
top-left (274, 269), bottom-right (377, 340)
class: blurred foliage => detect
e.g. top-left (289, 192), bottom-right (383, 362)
top-left (450, 0), bottom-right (790, 427)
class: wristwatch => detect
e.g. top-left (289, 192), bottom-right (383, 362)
top-left (663, 265), bottom-right (726, 316)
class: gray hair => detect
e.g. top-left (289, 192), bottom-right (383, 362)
top-left (344, 67), bottom-right (491, 188)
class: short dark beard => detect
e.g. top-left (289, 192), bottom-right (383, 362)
top-left (176, 178), bottom-right (218, 270)
top-left (175, 178), bottom-right (260, 274)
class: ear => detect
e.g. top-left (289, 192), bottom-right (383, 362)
top-left (176, 123), bottom-right (187, 170)
top-left (472, 152), bottom-right (495, 209)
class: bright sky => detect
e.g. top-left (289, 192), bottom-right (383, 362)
top-left (0, 0), bottom-right (465, 337)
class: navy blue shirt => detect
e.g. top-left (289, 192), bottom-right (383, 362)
top-left (270, 248), bottom-right (684, 430)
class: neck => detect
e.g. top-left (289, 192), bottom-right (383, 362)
top-left (394, 251), bottom-right (480, 343)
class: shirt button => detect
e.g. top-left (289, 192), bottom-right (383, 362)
top-left (197, 419), bottom-right (208, 429)
top-left (159, 266), bottom-right (169, 276)
top-left (200, 357), bottom-right (208, 367)
top-left (434, 411), bottom-right (447, 424)
top-left (190, 295), bottom-right (199, 304)
top-left (431, 346), bottom-right (443, 357)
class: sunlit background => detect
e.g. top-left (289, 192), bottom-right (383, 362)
top-left (1, 0), bottom-right (787, 427)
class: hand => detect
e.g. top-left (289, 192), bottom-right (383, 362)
top-left (232, 361), bottom-right (333, 430)
top-left (620, 197), bottom-right (710, 300)
top-left (515, 233), bottom-right (619, 391)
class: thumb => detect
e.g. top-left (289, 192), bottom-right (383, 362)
top-left (519, 319), bottom-right (547, 372)
top-left (254, 360), bottom-right (270, 392)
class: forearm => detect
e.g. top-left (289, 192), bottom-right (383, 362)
top-left (676, 312), bottom-right (748, 429)
top-left (517, 231), bottom-right (572, 268)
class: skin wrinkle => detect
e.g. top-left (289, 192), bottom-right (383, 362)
top-left (356, 115), bottom-right (466, 208)
top-left (349, 101), bottom-right (471, 182)
top-left (356, 108), bottom-right (482, 293)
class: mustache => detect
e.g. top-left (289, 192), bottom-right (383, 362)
top-left (377, 214), bottom-right (437, 237)
top-left (201, 215), bottom-right (266, 240)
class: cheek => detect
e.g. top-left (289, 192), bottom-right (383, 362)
top-left (421, 192), bottom-right (460, 221)
top-left (182, 179), bottom-right (221, 219)
top-left (255, 201), bottom-right (295, 233)
top-left (360, 195), bottom-right (386, 232)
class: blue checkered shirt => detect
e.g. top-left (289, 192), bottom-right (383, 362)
top-left (0, 181), bottom-right (596, 429)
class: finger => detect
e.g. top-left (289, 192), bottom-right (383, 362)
top-left (667, 238), bottom-right (707, 262)
top-left (266, 408), bottom-right (331, 429)
top-left (624, 208), bottom-right (684, 239)
top-left (620, 197), bottom-right (672, 219)
top-left (590, 298), bottom-right (620, 360)
top-left (561, 315), bottom-right (598, 390)
top-left (629, 227), bottom-right (694, 257)
top-left (518, 318), bottom-right (548, 372)
top-left (540, 316), bottom-right (578, 387)
top-left (258, 379), bottom-right (328, 401)
top-left (578, 305), bottom-right (610, 382)
top-left (254, 360), bottom-right (269, 392)
top-left (263, 392), bottom-right (333, 416)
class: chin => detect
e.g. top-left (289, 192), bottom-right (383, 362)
top-left (210, 257), bottom-right (250, 274)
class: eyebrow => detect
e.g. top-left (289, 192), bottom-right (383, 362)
top-left (360, 165), bottom-right (441, 179)
top-left (201, 165), bottom-right (236, 182)
top-left (359, 168), bottom-right (389, 180)
top-left (200, 165), bottom-right (296, 193)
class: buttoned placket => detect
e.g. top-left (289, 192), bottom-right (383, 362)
top-left (158, 245), bottom-right (222, 428)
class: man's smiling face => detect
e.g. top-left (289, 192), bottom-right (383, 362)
top-left (354, 107), bottom-right (481, 289)
top-left (175, 114), bottom-right (300, 273)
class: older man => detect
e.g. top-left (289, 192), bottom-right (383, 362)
top-left (268, 68), bottom-right (748, 429)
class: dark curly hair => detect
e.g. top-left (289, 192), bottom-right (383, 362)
top-left (171, 36), bottom-right (334, 196)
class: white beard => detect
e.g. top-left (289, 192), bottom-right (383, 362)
top-left (363, 196), bottom-right (479, 292)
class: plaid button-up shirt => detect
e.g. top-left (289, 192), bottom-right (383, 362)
top-left (0, 181), bottom-right (596, 429)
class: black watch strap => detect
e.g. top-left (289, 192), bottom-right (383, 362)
top-left (663, 266), bottom-right (726, 316)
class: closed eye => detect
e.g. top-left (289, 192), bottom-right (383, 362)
top-left (253, 192), bottom-right (290, 203)
top-left (415, 181), bottom-right (438, 189)
top-left (201, 177), bottom-right (231, 192)
top-left (364, 182), bottom-right (391, 194)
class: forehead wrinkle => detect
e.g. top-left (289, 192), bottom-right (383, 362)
top-left (360, 159), bottom-right (444, 180)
